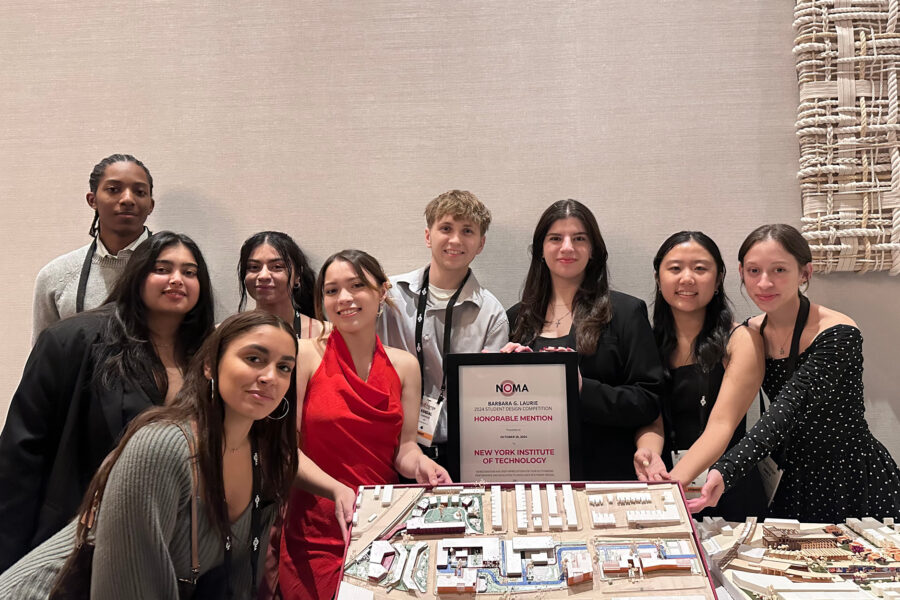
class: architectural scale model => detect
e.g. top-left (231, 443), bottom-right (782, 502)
top-left (699, 515), bottom-right (900, 599)
top-left (336, 482), bottom-right (716, 599)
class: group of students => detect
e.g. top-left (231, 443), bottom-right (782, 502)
top-left (0, 153), bottom-right (897, 599)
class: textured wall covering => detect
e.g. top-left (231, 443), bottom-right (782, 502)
top-left (0, 2), bottom-right (897, 457)
top-left (795, 0), bottom-right (900, 274)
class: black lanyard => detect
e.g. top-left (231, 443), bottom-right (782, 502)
top-left (222, 437), bottom-right (263, 599)
top-left (75, 238), bottom-right (98, 313)
top-left (757, 293), bottom-right (810, 464)
top-left (413, 266), bottom-right (471, 403)
top-left (293, 310), bottom-right (302, 339)
top-left (75, 229), bottom-right (150, 313)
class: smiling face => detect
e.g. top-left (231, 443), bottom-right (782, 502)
top-left (140, 243), bottom-right (201, 317)
top-left (658, 240), bottom-right (720, 317)
top-left (245, 243), bottom-right (297, 307)
top-left (86, 161), bottom-right (154, 240)
top-left (740, 238), bottom-right (812, 313)
top-left (425, 215), bottom-right (485, 279)
top-left (322, 259), bottom-right (384, 334)
top-left (542, 217), bottom-right (592, 284)
top-left (214, 325), bottom-right (296, 422)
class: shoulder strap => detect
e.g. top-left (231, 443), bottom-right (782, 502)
top-left (175, 422), bottom-right (201, 584)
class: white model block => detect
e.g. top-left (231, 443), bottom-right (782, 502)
top-left (450, 494), bottom-right (459, 505)
top-left (355, 490), bottom-right (363, 508)
top-left (514, 485), bottom-right (527, 513)
top-left (546, 484), bottom-right (558, 515)
top-left (511, 536), bottom-right (554, 551)
top-left (588, 494), bottom-right (603, 506)
top-left (352, 511), bottom-right (359, 525)
top-left (439, 495), bottom-right (449, 505)
top-left (490, 485), bottom-right (503, 529)
top-left (661, 490), bottom-right (675, 504)
top-left (530, 484), bottom-right (542, 515)
top-left (562, 484), bottom-right (578, 528)
top-left (516, 511), bottom-right (528, 532)
top-left (591, 511), bottom-right (616, 528)
top-left (532, 516), bottom-right (542, 528)
top-left (381, 484), bottom-right (393, 506)
top-left (548, 515), bottom-right (563, 530)
top-left (373, 485), bottom-right (380, 499)
top-left (885, 517), bottom-right (895, 526)
top-left (737, 544), bottom-right (766, 563)
top-left (721, 525), bottom-right (734, 536)
top-left (625, 505), bottom-right (680, 526)
top-left (584, 482), bottom-right (647, 490)
top-left (336, 581), bottom-right (375, 600)
top-left (504, 540), bottom-right (522, 576)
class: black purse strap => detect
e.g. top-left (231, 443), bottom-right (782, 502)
top-left (175, 422), bottom-right (201, 586)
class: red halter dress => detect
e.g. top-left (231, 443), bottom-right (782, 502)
top-left (279, 330), bottom-right (403, 600)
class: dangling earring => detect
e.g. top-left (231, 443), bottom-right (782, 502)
top-left (377, 302), bottom-right (384, 317)
top-left (267, 397), bottom-right (290, 421)
top-left (210, 378), bottom-right (216, 400)
top-left (800, 279), bottom-right (810, 294)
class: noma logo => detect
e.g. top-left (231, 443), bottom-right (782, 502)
top-left (496, 379), bottom-right (529, 397)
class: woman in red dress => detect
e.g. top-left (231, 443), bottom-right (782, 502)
top-left (280, 249), bottom-right (452, 600)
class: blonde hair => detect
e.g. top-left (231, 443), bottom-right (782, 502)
top-left (424, 190), bottom-right (492, 236)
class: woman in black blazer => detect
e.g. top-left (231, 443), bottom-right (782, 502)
top-left (0, 231), bottom-right (215, 572)
top-left (504, 200), bottom-right (664, 480)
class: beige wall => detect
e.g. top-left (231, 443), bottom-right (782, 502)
top-left (1, 2), bottom-right (897, 458)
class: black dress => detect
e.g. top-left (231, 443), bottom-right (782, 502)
top-left (664, 362), bottom-right (767, 521)
top-left (713, 325), bottom-right (900, 522)
top-left (508, 291), bottom-right (664, 481)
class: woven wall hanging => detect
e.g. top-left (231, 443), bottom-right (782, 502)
top-left (795, 0), bottom-right (900, 274)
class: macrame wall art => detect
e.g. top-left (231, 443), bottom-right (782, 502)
top-left (794, 0), bottom-right (900, 274)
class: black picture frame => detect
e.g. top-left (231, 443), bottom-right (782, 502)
top-left (445, 352), bottom-right (582, 483)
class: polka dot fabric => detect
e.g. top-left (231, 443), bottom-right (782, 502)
top-left (713, 325), bottom-right (900, 522)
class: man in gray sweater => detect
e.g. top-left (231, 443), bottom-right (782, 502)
top-left (31, 154), bottom-right (154, 344)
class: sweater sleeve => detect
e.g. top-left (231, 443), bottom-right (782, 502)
top-left (713, 326), bottom-right (859, 491)
top-left (90, 424), bottom-right (192, 600)
top-left (578, 297), bottom-right (663, 428)
top-left (0, 326), bottom-right (84, 571)
top-left (31, 264), bottom-right (63, 346)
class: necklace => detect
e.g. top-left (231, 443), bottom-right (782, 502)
top-left (547, 306), bottom-right (572, 328)
top-left (226, 438), bottom-right (249, 454)
top-left (767, 326), bottom-right (792, 357)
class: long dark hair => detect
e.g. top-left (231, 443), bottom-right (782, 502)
top-left (88, 154), bottom-right (153, 238)
top-left (652, 231), bottom-right (733, 373)
top-left (510, 199), bottom-right (611, 354)
top-left (238, 231), bottom-right (315, 317)
top-left (95, 232), bottom-right (215, 398)
top-left (70, 311), bottom-right (299, 546)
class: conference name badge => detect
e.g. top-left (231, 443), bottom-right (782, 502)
top-left (417, 395), bottom-right (441, 447)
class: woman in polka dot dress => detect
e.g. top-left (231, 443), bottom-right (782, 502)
top-left (688, 224), bottom-right (900, 522)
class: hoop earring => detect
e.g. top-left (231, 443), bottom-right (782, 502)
top-left (800, 279), bottom-right (810, 294)
top-left (267, 397), bottom-right (290, 421)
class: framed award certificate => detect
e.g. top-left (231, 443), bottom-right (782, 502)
top-left (445, 352), bottom-right (581, 483)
